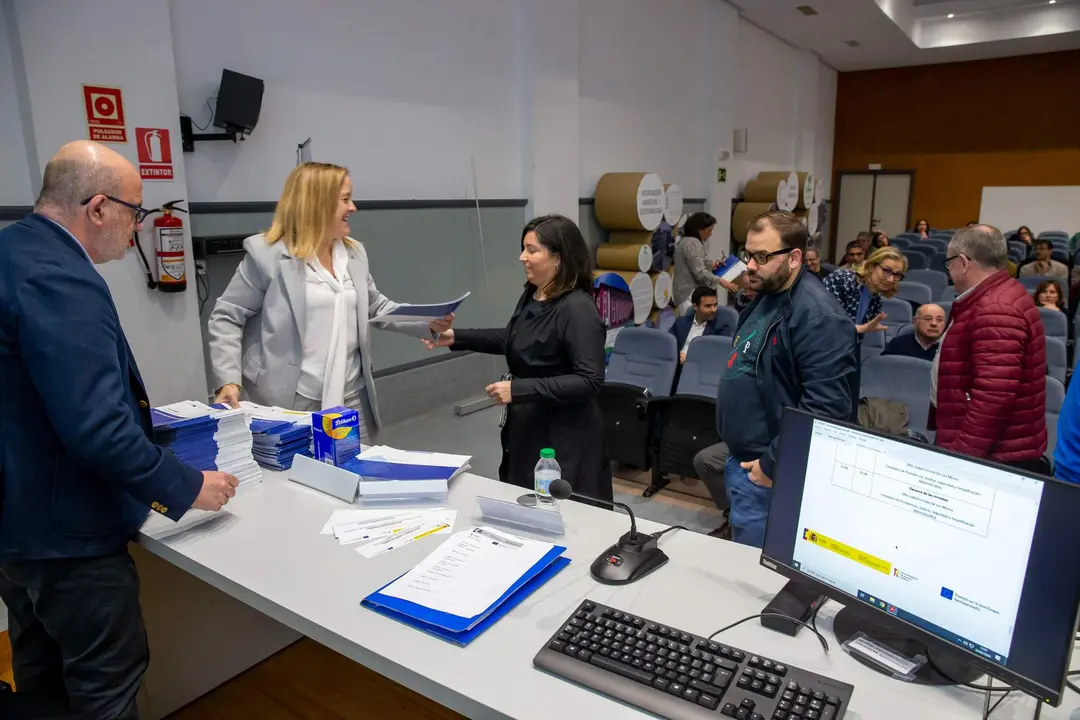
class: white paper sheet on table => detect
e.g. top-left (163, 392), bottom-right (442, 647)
top-left (320, 508), bottom-right (411, 535)
top-left (141, 507), bottom-right (230, 540)
top-left (377, 526), bottom-right (555, 618)
top-left (355, 511), bottom-right (457, 559)
top-left (335, 509), bottom-right (450, 546)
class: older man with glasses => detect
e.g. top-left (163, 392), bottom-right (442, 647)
top-left (0, 140), bottom-right (237, 718)
top-left (933, 224), bottom-right (1048, 473)
top-left (693, 210), bottom-right (856, 548)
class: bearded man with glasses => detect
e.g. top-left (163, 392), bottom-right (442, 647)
top-left (699, 210), bottom-right (856, 547)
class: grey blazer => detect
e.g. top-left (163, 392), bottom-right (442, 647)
top-left (207, 234), bottom-right (430, 430)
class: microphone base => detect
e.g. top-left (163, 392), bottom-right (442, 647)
top-left (590, 530), bottom-right (669, 585)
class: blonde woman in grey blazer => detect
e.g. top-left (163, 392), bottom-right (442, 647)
top-left (208, 162), bottom-right (451, 441)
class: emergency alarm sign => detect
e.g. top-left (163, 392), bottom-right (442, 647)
top-left (82, 85), bottom-right (128, 143)
top-left (135, 128), bottom-right (174, 181)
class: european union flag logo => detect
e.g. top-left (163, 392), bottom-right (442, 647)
top-left (941, 587), bottom-right (954, 600)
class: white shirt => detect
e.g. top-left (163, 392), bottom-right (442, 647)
top-left (930, 284), bottom-right (975, 406)
top-left (682, 317), bottom-right (708, 353)
top-left (296, 241), bottom-right (361, 402)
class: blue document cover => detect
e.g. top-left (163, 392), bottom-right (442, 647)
top-left (362, 555), bottom-right (570, 646)
top-left (340, 459), bottom-right (462, 481)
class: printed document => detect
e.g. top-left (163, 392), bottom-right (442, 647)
top-left (355, 512), bottom-right (456, 558)
top-left (370, 292), bottom-right (470, 324)
top-left (379, 526), bottom-right (553, 617)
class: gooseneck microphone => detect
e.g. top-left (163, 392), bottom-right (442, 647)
top-left (549, 478), bottom-right (668, 585)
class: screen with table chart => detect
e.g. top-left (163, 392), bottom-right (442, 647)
top-left (789, 419), bottom-right (1044, 666)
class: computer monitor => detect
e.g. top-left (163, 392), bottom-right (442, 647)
top-left (214, 69), bottom-right (264, 134)
top-left (761, 408), bottom-right (1080, 706)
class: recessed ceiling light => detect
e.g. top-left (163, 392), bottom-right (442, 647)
top-left (1049, 1), bottom-right (1056, 4)
top-left (947, 13), bottom-right (955, 18)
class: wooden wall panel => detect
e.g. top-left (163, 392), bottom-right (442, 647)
top-left (832, 50), bottom-right (1080, 230)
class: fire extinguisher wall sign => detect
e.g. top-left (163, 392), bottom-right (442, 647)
top-left (154, 202), bottom-right (187, 292)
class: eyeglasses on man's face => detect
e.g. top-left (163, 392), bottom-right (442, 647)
top-left (81, 195), bottom-right (152, 224)
top-left (740, 247), bottom-right (795, 266)
top-left (944, 253), bottom-right (966, 269)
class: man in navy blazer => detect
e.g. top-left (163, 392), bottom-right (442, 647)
top-left (669, 286), bottom-right (727, 363)
top-left (0, 141), bottom-right (238, 719)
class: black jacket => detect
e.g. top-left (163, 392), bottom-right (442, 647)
top-left (452, 287), bottom-right (612, 501)
top-left (719, 269), bottom-right (857, 479)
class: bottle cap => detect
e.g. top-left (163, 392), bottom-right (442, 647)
top-left (540, 448), bottom-right (555, 459)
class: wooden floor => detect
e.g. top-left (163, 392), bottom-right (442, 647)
top-left (0, 632), bottom-right (465, 719)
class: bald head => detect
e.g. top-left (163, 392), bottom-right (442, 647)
top-left (914, 303), bottom-right (946, 343)
top-left (34, 141), bottom-right (143, 264)
top-left (35, 141), bottom-right (138, 217)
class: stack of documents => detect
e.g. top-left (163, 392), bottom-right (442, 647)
top-left (151, 400), bottom-right (263, 488)
top-left (321, 507), bottom-right (457, 558)
top-left (371, 292), bottom-right (470, 324)
top-left (232, 401), bottom-right (313, 470)
top-left (340, 446), bottom-right (471, 503)
top-left (362, 526), bottom-right (570, 646)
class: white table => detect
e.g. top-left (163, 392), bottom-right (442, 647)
top-left (133, 470), bottom-right (1078, 720)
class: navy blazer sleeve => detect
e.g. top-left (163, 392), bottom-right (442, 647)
top-left (16, 267), bottom-right (202, 521)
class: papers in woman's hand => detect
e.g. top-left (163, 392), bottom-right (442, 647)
top-left (320, 507), bottom-right (456, 558)
top-left (370, 292), bottom-right (470, 324)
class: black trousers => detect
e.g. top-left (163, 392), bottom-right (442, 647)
top-left (0, 549), bottom-right (148, 720)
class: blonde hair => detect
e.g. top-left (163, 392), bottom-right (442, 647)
top-left (266, 162), bottom-right (353, 258)
top-left (856, 246), bottom-right (908, 298)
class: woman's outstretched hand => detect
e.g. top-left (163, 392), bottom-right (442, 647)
top-left (429, 313), bottom-right (454, 334)
top-left (422, 330), bottom-right (455, 350)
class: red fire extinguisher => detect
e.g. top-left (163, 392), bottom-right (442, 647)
top-left (132, 200), bottom-right (188, 292)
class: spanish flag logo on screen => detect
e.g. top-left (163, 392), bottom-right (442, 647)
top-left (321, 413), bottom-right (353, 440)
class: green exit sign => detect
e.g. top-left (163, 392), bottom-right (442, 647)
top-left (717, 168), bottom-right (727, 183)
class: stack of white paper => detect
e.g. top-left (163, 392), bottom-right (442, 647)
top-left (342, 446), bottom-right (471, 502)
top-left (320, 507), bottom-right (457, 558)
top-left (151, 400), bottom-right (263, 488)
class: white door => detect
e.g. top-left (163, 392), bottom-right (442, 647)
top-left (836, 174), bottom-right (874, 262)
top-left (872, 174), bottom-right (912, 238)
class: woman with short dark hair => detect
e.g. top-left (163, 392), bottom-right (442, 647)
top-left (425, 215), bottom-right (612, 501)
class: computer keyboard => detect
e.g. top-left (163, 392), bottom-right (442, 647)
top-left (534, 600), bottom-right (854, 720)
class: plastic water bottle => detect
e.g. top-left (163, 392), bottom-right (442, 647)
top-left (534, 448), bottom-right (560, 507)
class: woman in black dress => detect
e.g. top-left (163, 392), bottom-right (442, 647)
top-left (425, 215), bottom-right (612, 502)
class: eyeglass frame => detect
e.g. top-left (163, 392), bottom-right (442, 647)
top-left (739, 247), bottom-right (796, 266)
top-left (944, 253), bottom-right (966, 269)
top-left (874, 265), bottom-right (906, 282)
top-left (80, 195), bottom-right (152, 224)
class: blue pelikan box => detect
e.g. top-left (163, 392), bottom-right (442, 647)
top-left (312, 406), bottom-right (361, 467)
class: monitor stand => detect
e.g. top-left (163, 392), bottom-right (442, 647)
top-left (832, 604), bottom-right (984, 686)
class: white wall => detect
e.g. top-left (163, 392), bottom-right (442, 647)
top-left (731, 21), bottom-right (836, 200)
top-left (11, 0), bottom-right (207, 404)
top-left (169, 0), bottom-right (522, 202)
top-left (979, 187), bottom-right (1080, 236)
top-left (0, 3), bottom-right (34, 205)
top-left (578, 0), bottom-right (711, 198)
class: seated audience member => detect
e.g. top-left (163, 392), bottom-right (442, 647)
top-left (840, 240), bottom-right (865, 268)
top-left (883, 304), bottom-right (944, 361)
top-left (804, 247), bottom-right (830, 279)
top-left (912, 219), bottom-right (931, 238)
top-left (670, 286), bottom-right (726, 363)
top-left (1015, 225), bottom-right (1035, 253)
top-left (1018, 239), bottom-right (1067, 282)
top-left (934, 224), bottom-right (1047, 473)
top-left (871, 231), bottom-right (889, 248)
top-left (855, 231), bottom-right (872, 254)
top-left (733, 285), bottom-right (758, 312)
top-left (1033, 279), bottom-right (1064, 312)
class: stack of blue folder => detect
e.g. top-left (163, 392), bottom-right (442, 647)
top-left (209, 402), bottom-right (313, 471)
top-left (362, 528), bottom-right (570, 646)
top-left (151, 401), bottom-right (263, 488)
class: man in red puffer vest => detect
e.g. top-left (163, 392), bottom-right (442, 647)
top-left (931, 224), bottom-right (1048, 473)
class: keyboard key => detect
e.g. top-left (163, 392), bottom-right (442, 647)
top-left (809, 699), bottom-right (823, 711)
top-left (761, 659), bottom-right (774, 671)
top-left (588, 654), bottom-right (654, 685)
top-left (677, 664), bottom-right (689, 674)
top-left (690, 669), bottom-right (702, 680)
top-left (767, 674), bottom-right (780, 686)
top-left (565, 644), bottom-right (579, 656)
top-left (774, 712), bottom-right (788, 720)
top-left (737, 675), bottom-right (751, 689)
top-left (751, 680), bottom-right (765, 692)
top-left (796, 694), bottom-right (809, 706)
top-left (692, 659), bottom-right (704, 670)
top-left (764, 683), bottom-right (778, 697)
top-left (782, 690), bottom-right (795, 702)
top-left (806, 710), bottom-right (820, 720)
top-left (721, 703), bottom-right (738, 717)
top-left (819, 706), bottom-right (836, 720)
top-left (736, 708), bottom-right (751, 720)
top-left (652, 677), bottom-right (669, 691)
top-left (632, 659), bottom-right (644, 669)
top-left (787, 680), bottom-right (800, 693)
top-left (700, 651), bottom-right (714, 663)
top-left (643, 662), bottom-right (656, 672)
top-left (749, 655), bottom-right (761, 667)
top-left (751, 714), bottom-right (766, 720)
top-left (678, 674), bottom-right (690, 685)
top-left (732, 650), bottom-right (746, 662)
top-left (680, 633), bottom-right (692, 643)
top-left (718, 645), bottom-right (732, 657)
top-left (779, 699), bottom-right (792, 710)
top-left (704, 662), bottom-right (716, 674)
top-left (719, 658), bottom-right (739, 672)
top-left (682, 688), bottom-right (700, 703)
top-left (774, 663), bottom-right (788, 676)
top-left (699, 693), bottom-right (720, 711)
top-left (754, 670), bottom-right (767, 681)
top-left (668, 682), bottom-right (686, 696)
top-left (825, 695), bottom-right (839, 706)
top-left (741, 698), bottom-right (756, 710)
top-left (713, 669), bottom-right (733, 688)
top-left (583, 601), bottom-right (595, 611)
top-left (577, 649), bottom-right (592, 662)
top-left (690, 678), bottom-right (726, 697)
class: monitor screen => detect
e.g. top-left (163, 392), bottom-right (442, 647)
top-left (762, 408), bottom-right (1080, 704)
